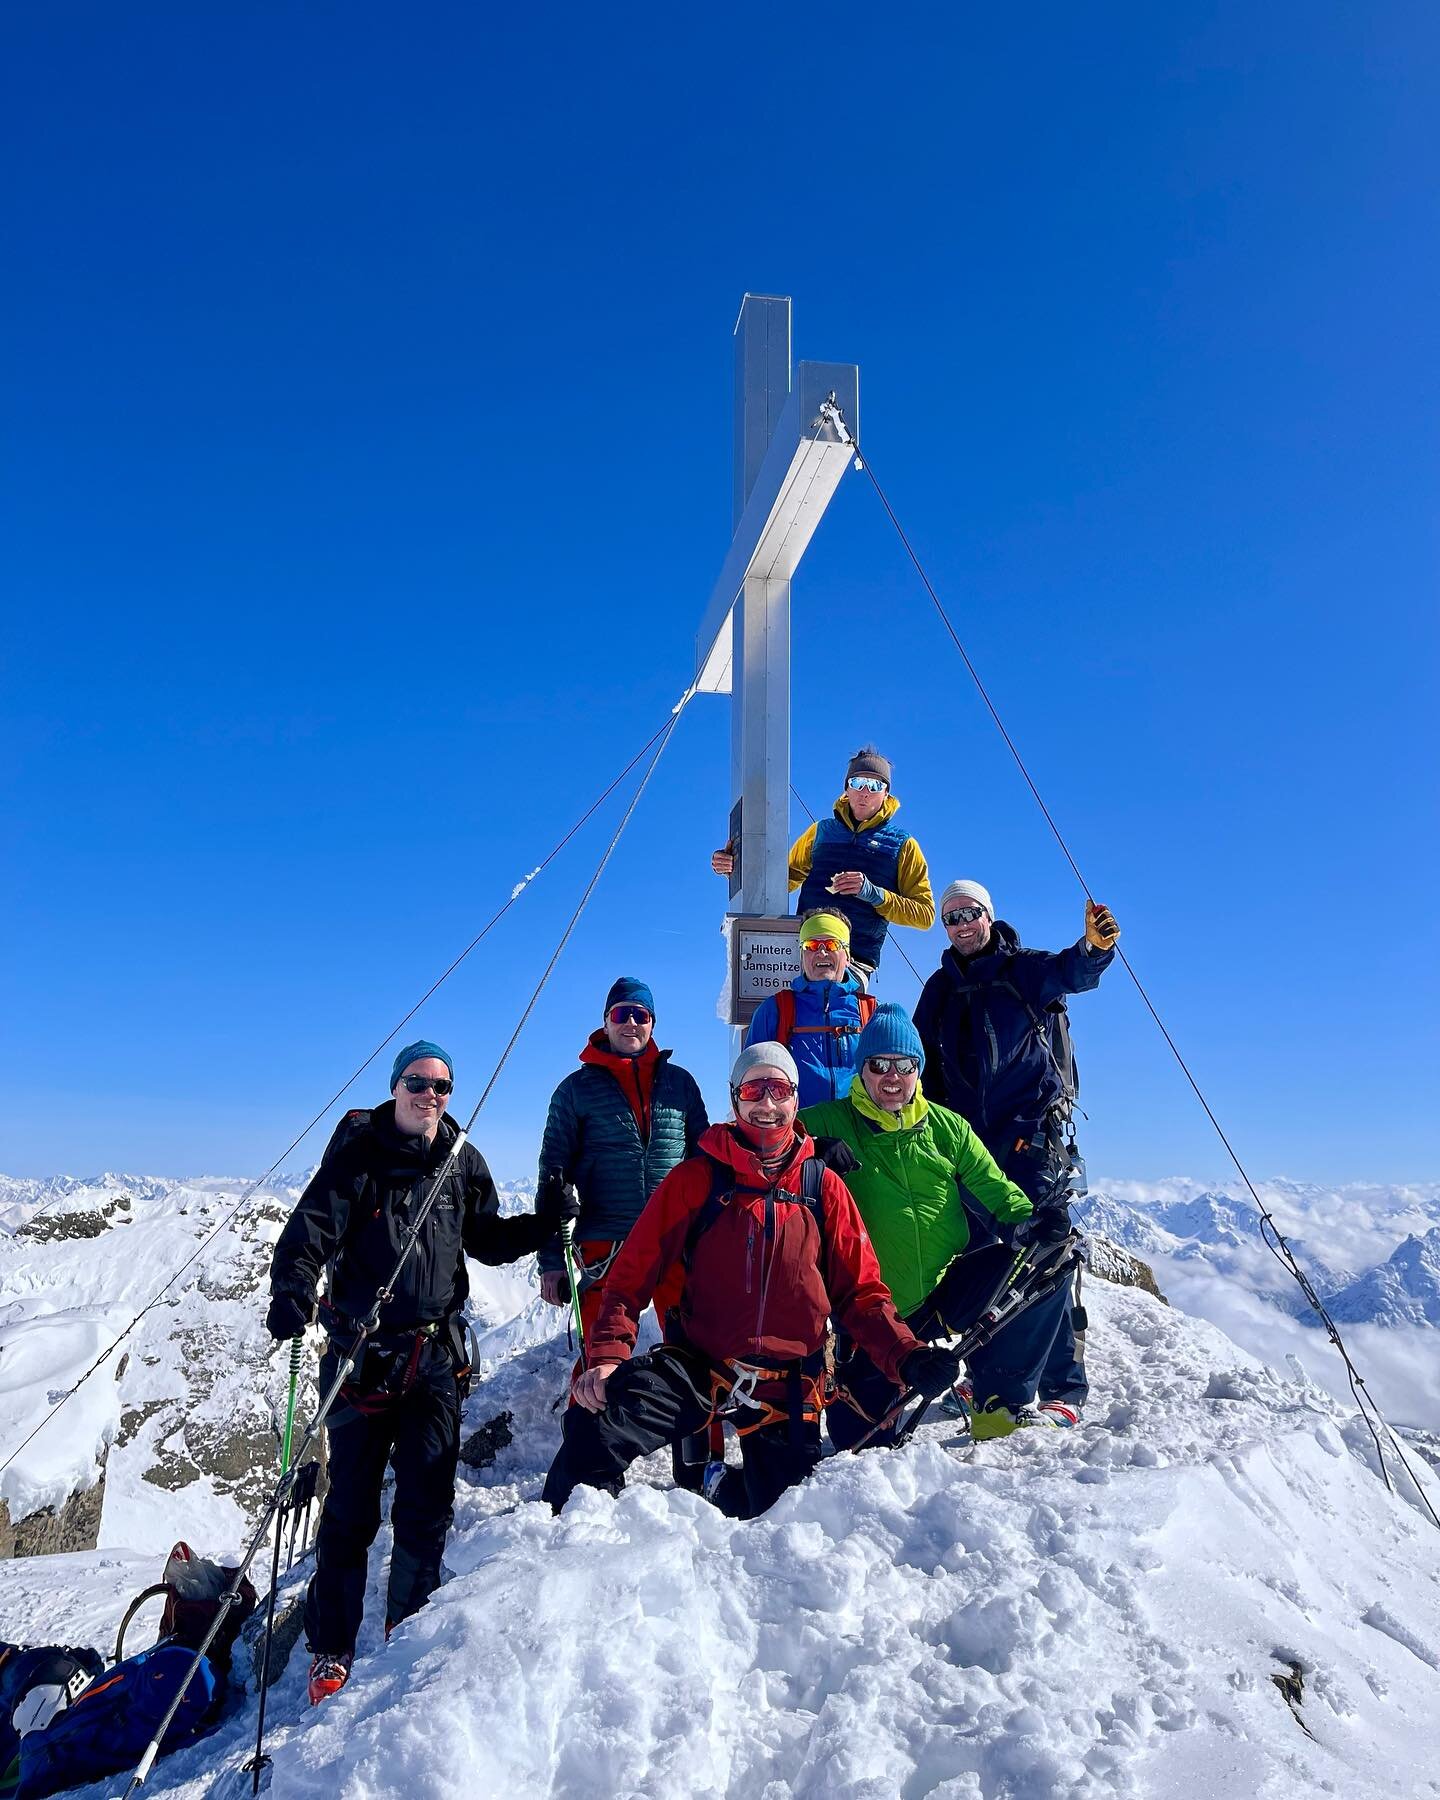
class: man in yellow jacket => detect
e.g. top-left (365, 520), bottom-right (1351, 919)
top-left (712, 746), bottom-right (934, 975)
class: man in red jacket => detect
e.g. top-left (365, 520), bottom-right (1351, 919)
top-left (541, 1043), bottom-right (962, 1518)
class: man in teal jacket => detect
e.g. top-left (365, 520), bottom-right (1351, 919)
top-left (537, 977), bottom-right (709, 1343)
top-left (802, 1003), bottom-right (1074, 1443)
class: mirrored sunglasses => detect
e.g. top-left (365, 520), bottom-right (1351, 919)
top-left (846, 775), bottom-right (887, 793)
top-left (801, 936), bottom-right (846, 956)
top-left (733, 1077), bottom-right (797, 1103)
top-left (865, 1056), bottom-right (919, 1077)
top-left (942, 905), bottom-right (987, 926)
top-left (398, 1075), bottom-right (453, 1096)
top-left (608, 1004), bottom-right (652, 1026)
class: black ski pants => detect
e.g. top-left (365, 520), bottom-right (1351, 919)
top-left (304, 1336), bottom-right (462, 1657)
top-left (828, 1242), bottom-right (1069, 1449)
top-left (542, 1345), bottom-right (821, 1520)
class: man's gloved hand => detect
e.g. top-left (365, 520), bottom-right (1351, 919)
top-left (535, 1171), bottom-right (582, 1234)
top-left (813, 1136), bottom-right (861, 1177)
top-left (1085, 900), bottom-right (1120, 951)
top-left (265, 1291), bottom-right (314, 1343)
top-left (899, 1344), bottom-right (963, 1400)
top-left (1012, 1208), bottom-right (1072, 1249)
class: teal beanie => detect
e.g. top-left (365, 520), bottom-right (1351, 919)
top-left (855, 1003), bottom-right (925, 1071)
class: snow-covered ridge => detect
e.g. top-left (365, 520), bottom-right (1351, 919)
top-left (3, 1261), bottom-right (1439, 1798)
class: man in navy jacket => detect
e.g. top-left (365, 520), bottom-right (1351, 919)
top-left (914, 881), bottom-right (1120, 1428)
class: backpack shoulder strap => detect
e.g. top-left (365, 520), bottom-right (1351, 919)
top-left (682, 1153), bottom-right (830, 1269)
top-left (798, 1155), bottom-right (828, 1266)
top-left (772, 989), bottom-right (796, 1044)
top-left (681, 1155), bottom-right (734, 1268)
top-left (319, 1108), bottom-right (372, 1168)
top-left (856, 993), bottom-right (878, 1027)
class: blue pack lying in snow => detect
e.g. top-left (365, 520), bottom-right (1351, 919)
top-left (13, 1645), bottom-right (223, 1800)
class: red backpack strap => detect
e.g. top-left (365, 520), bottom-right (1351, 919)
top-left (772, 989), bottom-right (796, 1044)
top-left (857, 993), bottom-right (878, 1027)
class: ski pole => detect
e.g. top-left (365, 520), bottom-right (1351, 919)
top-left (119, 1112), bottom-right (491, 1797)
top-left (245, 1334), bottom-right (304, 1794)
top-left (559, 1215), bottom-right (587, 1369)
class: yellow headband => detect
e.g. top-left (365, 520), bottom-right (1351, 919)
top-left (800, 911), bottom-right (851, 947)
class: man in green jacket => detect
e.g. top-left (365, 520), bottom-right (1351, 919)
top-left (802, 1003), bottom-right (1075, 1443)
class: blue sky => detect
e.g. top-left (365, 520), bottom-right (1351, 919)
top-left (3, 2), bottom-right (1436, 1185)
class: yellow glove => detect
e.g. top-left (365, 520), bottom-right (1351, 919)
top-left (1085, 901), bottom-right (1120, 951)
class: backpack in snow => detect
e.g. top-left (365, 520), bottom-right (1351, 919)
top-left (11, 1645), bottom-right (223, 1800)
top-left (113, 1542), bottom-right (257, 1677)
top-left (0, 1644), bottom-right (105, 1796)
top-left (771, 988), bottom-right (876, 1046)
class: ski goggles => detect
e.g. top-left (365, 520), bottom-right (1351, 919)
top-left (732, 1077), bottom-right (797, 1103)
top-left (864, 1056), bottom-right (920, 1077)
top-left (398, 1075), bottom-right (453, 1096)
top-left (607, 1004), bottom-right (653, 1026)
top-left (846, 775), bottom-right (887, 793)
top-left (800, 935), bottom-right (846, 955)
top-left (942, 905), bottom-right (987, 926)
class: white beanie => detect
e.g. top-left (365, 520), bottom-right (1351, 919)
top-left (730, 1041), bottom-right (800, 1089)
top-left (940, 879), bottom-right (994, 920)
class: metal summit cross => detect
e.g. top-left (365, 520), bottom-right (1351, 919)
top-left (692, 295), bottom-right (860, 1027)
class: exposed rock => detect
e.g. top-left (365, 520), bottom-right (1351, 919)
top-left (0, 1463), bottom-right (106, 1557)
top-left (1083, 1231), bottom-right (1168, 1304)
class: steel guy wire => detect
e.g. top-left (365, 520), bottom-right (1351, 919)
top-left (833, 413), bottom-right (1439, 1528)
top-left (0, 707), bottom-right (679, 1485)
top-left (120, 689), bottom-right (694, 1795)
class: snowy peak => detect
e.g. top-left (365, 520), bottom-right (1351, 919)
top-left (1326, 1226), bottom-right (1440, 1327)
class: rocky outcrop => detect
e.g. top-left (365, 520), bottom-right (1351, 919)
top-left (0, 1461), bottom-right (106, 1557)
top-left (1083, 1231), bottom-right (1168, 1304)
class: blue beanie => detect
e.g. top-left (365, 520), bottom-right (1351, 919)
top-left (390, 1039), bottom-right (454, 1089)
top-left (604, 976), bottom-right (655, 1018)
top-left (855, 1003), bottom-right (925, 1071)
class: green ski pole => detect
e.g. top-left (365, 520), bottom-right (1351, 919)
top-left (246, 1334), bottom-right (304, 1793)
top-left (559, 1215), bottom-right (586, 1367)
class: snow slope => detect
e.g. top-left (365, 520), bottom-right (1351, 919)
top-left (3, 1265), bottom-right (1439, 1799)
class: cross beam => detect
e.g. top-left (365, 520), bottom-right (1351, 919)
top-left (695, 295), bottom-right (859, 924)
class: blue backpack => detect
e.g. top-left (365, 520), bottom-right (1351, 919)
top-left (0, 1644), bottom-right (106, 1797)
top-left (11, 1645), bottom-right (223, 1800)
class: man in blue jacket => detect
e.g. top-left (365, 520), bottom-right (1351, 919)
top-left (913, 881), bottom-right (1121, 1429)
top-left (744, 910), bottom-right (876, 1109)
top-left (537, 977), bottom-right (709, 1345)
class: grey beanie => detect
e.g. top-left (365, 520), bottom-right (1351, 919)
top-left (940, 879), bottom-right (994, 920)
top-left (730, 1040), bottom-right (800, 1090)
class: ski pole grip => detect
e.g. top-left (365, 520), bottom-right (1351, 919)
top-left (288, 1337), bottom-right (303, 1378)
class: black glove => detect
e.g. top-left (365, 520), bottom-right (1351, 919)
top-left (265, 1291), bottom-right (314, 1342)
top-left (812, 1137), bottom-right (860, 1177)
top-left (1012, 1208), bottom-right (1072, 1249)
top-left (899, 1344), bottom-right (963, 1400)
top-left (535, 1171), bottom-right (581, 1234)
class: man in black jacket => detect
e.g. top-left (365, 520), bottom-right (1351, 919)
top-left (267, 1038), bottom-right (570, 1704)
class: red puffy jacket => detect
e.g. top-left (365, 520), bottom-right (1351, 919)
top-left (587, 1123), bottom-right (920, 1384)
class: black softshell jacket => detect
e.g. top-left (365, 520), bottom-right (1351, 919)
top-left (270, 1101), bottom-right (545, 1330)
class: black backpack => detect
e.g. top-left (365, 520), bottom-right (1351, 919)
top-left (682, 1154), bottom-right (828, 1270)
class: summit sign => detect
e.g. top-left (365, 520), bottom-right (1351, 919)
top-left (729, 915), bottom-right (803, 1027)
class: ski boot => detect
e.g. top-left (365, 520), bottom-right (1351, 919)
top-left (307, 1653), bottom-right (352, 1706)
top-left (1036, 1400), bottom-right (1081, 1428)
top-left (971, 1397), bottom-right (1074, 1440)
top-left (939, 1377), bottom-right (973, 1423)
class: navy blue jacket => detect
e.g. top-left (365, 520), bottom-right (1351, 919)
top-left (913, 921), bottom-right (1113, 1149)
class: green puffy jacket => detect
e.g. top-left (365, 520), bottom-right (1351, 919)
top-left (799, 1094), bottom-right (1031, 1317)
